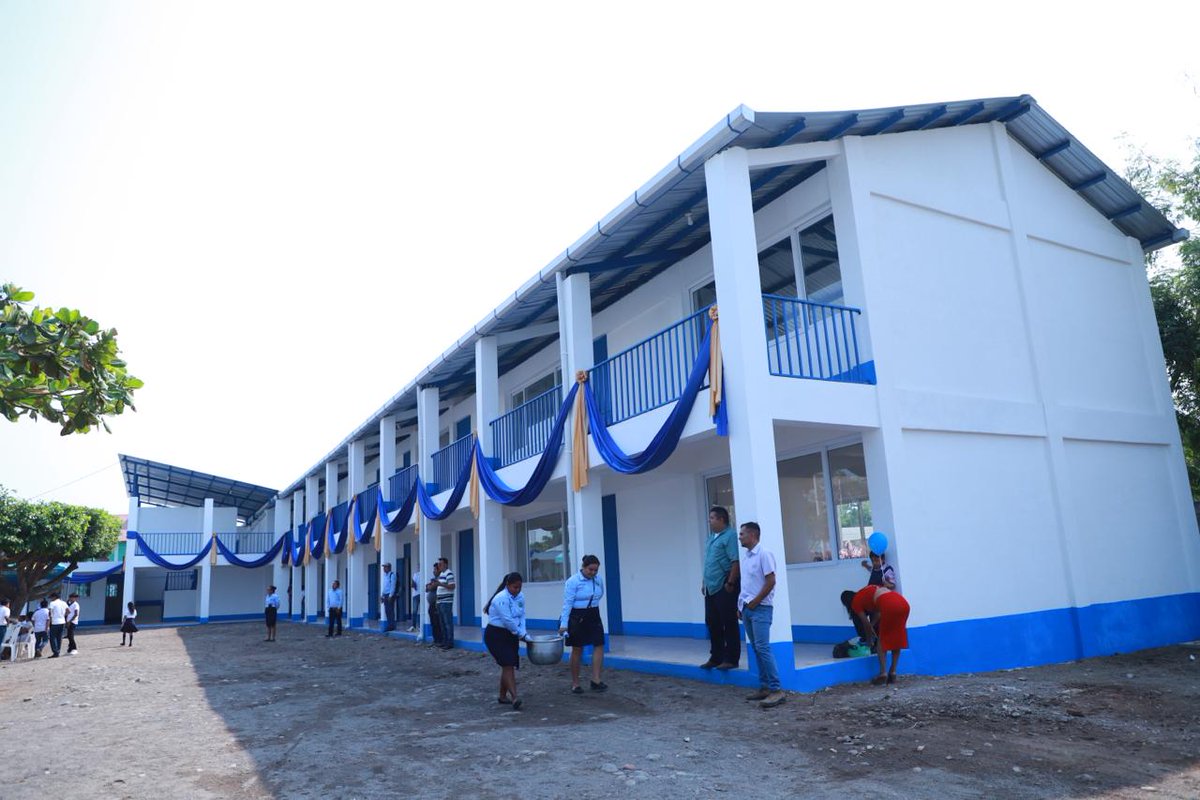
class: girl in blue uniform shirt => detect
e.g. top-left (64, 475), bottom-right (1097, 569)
top-left (559, 554), bottom-right (607, 693)
top-left (264, 585), bottom-right (281, 642)
top-left (484, 572), bottom-right (528, 710)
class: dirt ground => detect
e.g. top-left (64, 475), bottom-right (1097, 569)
top-left (1, 623), bottom-right (1197, 800)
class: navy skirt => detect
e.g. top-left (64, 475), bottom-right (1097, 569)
top-left (566, 606), bottom-right (605, 648)
top-left (265, 607), bottom-right (278, 626)
top-left (484, 625), bottom-right (520, 668)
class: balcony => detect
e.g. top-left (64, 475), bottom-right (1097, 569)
top-left (490, 384), bottom-right (563, 468)
top-left (429, 434), bottom-right (474, 493)
top-left (388, 464), bottom-right (418, 503)
top-left (135, 531), bottom-right (278, 556)
top-left (762, 294), bottom-right (874, 384)
top-left (589, 306), bottom-right (711, 427)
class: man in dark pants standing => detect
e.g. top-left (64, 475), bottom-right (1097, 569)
top-left (326, 580), bottom-right (344, 638)
top-left (700, 506), bottom-right (740, 670)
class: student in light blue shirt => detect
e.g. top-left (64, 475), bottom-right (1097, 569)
top-left (326, 581), bottom-right (344, 638)
top-left (484, 572), bottom-right (528, 710)
top-left (380, 563), bottom-right (398, 632)
top-left (559, 555), bottom-right (607, 694)
top-left (264, 585), bottom-right (280, 642)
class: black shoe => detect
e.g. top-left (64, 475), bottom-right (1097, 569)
top-left (590, 681), bottom-right (608, 692)
top-left (325, 634), bottom-right (332, 638)
top-left (571, 686), bottom-right (584, 695)
top-left (715, 662), bottom-right (737, 671)
top-left (48, 654), bottom-right (59, 659)
top-left (699, 660), bottom-right (719, 669)
top-left (511, 699), bottom-right (523, 711)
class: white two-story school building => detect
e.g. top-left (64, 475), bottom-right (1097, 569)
top-left (82, 95), bottom-right (1200, 692)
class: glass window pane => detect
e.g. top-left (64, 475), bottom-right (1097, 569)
top-left (693, 280), bottom-right (717, 313)
top-left (829, 443), bottom-right (872, 560)
top-left (759, 237), bottom-right (798, 298)
top-left (705, 473), bottom-right (735, 531)
top-left (777, 452), bottom-right (831, 563)
top-left (799, 215), bottom-right (843, 305)
top-left (523, 512), bottom-right (567, 582)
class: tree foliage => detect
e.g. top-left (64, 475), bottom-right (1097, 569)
top-left (1127, 139), bottom-right (1200, 500)
top-left (0, 487), bottom-right (122, 612)
top-left (0, 283), bottom-right (142, 435)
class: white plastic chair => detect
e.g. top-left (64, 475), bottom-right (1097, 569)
top-left (0, 623), bottom-right (18, 660)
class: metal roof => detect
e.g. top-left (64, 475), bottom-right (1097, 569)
top-left (120, 454), bottom-right (278, 523)
top-left (274, 95), bottom-right (1188, 503)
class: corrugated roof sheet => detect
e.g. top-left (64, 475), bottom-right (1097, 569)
top-left (120, 454), bottom-right (278, 523)
top-left (274, 95), bottom-right (1188, 503)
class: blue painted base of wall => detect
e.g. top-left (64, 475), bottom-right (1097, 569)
top-left (906, 591), bottom-right (1200, 675)
top-left (164, 616), bottom-right (200, 623)
top-left (792, 624), bottom-right (857, 644)
top-left (621, 620), bottom-right (709, 639)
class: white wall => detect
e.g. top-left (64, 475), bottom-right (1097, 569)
top-left (209, 564), bottom-right (272, 618)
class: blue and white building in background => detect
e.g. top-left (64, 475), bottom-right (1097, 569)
top-left (86, 95), bottom-right (1200, 691)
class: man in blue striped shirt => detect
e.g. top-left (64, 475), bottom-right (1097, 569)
top-left (380, 563), bottom-right (397, 632)
top-left (434, 558), bottom-right (455, 650)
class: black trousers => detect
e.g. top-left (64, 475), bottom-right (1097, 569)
top-left (704, 587), bottom-right (741, 666)
top-left (327, 607), bottom-right (343, 636)
top-left (65, 622), bottom-right (77, 652)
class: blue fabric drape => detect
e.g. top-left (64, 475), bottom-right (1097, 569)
top-left (714, 367), bottom-right (729, 436)
top-left (128, 531), bottom-right (214, 571)
top-left (354, 488), bottom-right (378, 542)
top-left (378, 477), bottom-right (418, 532)
top-left (63, 562), bottom-right (123, 584)
top-left (291, 527), bottom-right (307, 564)
top-left (475, 383), bottom-right (578, 506)
top-left (415, 441), bottom-right (475, 520)
top-left (281, 531), bottom-right (293, 565)
top-left (215, 534), bottom-right (287, 568)
top-left (326, 503), bottom-right (350, 555)
top-left (583, 324), bottom-right (714, 474)
top-left (308, 516), bottom-right (326, 560)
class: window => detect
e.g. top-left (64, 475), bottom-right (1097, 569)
top-left (829, 443), bottom-right (872, 559)
top-left (704, 473), bottom-right (736, 532)
top-left (799, 215), bottom-right (843, 305)
top-left (510, 369), bottom-right (562, 410)
top-left (63, 582), bottom-right (91, 598)
top-left (758, 236), bottom-right (798, 297)
top-left (776, 441), bottom-right (872, 564)
top-left (516, 511), bottom-right (568, 583)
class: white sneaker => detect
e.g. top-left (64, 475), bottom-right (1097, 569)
top-left (406, 627), bottom-right (416, 632)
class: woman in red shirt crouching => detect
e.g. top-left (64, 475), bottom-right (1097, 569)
top-left (850, 584), bottom-right (910, 685)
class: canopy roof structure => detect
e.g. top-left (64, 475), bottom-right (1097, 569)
top-left (120, 454), bottom-right (277, 523)
top-left (274, 95), bottom-right (1188, 506)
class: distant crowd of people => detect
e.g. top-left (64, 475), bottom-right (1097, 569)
top-left (1, 591), bottom-right (83, 659)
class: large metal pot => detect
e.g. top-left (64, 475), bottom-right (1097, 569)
top-left (525, 634), bottom-right (564, 665)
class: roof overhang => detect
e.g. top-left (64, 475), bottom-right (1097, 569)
top-left (120, 454), bottom-right (278, 524)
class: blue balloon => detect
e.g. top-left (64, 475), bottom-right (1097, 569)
top-left (868, 532), bottom-right (889, 555)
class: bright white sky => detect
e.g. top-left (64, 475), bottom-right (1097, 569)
top-left (2, 1), bottom-right (1198, 515)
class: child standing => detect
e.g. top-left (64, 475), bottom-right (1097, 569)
top-left (120, 602), bottom-right (138, 646)
top-left (860, 551), bottom-right (897, 589)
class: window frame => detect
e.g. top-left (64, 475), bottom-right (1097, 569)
top-left (776, 436), bottom-right (870, 568)
top-left (513, 509), bottom-right (570, 584)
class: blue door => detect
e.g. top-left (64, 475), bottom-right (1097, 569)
top-left (457, 528), bottom-right (477, 627)
top-left (601, 494), bottom-right (623, 635)
top-left (367, 550), bottom-right (380, 620)
top-left (455, 416), bottom-right (471, 441)
top-left (593, 335), bottom-right (611, 424)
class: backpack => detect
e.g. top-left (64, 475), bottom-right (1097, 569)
top-left (832, 640), bottom-right (851, 658)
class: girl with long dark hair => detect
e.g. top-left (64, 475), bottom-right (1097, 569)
top-left (483, 572), bottom-right (527, 710)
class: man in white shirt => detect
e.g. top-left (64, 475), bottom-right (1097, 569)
top-left (47, 592), bottom-right (69, 658)
top-left (737, 522), bottom-right (785, 709)
top-left (0, 598), bottom-right (10, 627)
top-left (380, 563), bottom-right (397, 632)
top-left (31, 599), bottom-right (50, 658)
top-left (408, 566), bottom-right (421, 633)
top-left (66, 592), bottom-right (81, 654)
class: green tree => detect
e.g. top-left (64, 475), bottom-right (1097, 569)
top-left (0, 283), bottom-right (142, 435)
top-left (1127, 140), bottom-right (1200, 500)
top-left (0, 487), bottom-right (122, 612)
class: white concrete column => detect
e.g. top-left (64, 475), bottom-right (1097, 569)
top-left (324, 460), bottom-right (342, 616)
top-left (705, 147), bottom-right (794, 667)
top-left (304, 475), bottom-right (320, 622)
top-left (272, 497), bottom-right (288, 610)
top-left (379, 415), bottom-right (398, 628)
top-left (290, 492), bottom-right (305, 621)
top-left (199, 498), bottom-right (215, 623)
top-left (475, 336), bottom-right (506, 629)
top-left (347, 439), bottom-right (368, 627)
top-left (558, 272), bottom-right (606, 623)
top-left (418, 384), bottom-right (442, 642)
top-left (122, 498), bottom-right (139, 612)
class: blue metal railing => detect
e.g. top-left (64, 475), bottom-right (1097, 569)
top-left (388, 464), bottom-right (418, 503)
top-left (216, 531), bottom-right (278, 554)
top-left (762, 294), bottom-right (872, 383)
top-left (136, 532), bottom-right (204, 556)
top-left (489, 384), bottom-right (563, 468)
top-left (164, 570), bottom-right (197, 591)
top-left (430, 434), bottom-right (473, 493)
top-left (588, 307), bottom-right (711, 426)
